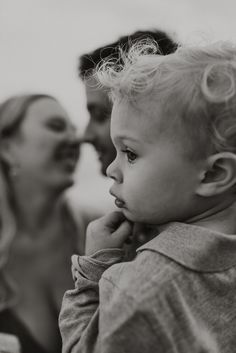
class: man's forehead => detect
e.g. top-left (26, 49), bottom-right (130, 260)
top-left (85, 76), bottom-right (108, 95)
top-left (85, 84), bottom-right (111, 111)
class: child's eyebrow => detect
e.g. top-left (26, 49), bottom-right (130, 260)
top-left (113, 135), bottom-right (139, 144)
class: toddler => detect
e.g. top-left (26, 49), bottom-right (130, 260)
top-left (59, 40), bottom-right (236, 352)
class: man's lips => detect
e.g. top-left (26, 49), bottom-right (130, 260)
top-left (96, 149), bottom-right (106, 162)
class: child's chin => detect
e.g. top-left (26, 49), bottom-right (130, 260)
top-left (122, 209), bottom-right (141, 223)
top-left (123, 209), bottom-right (158, 225)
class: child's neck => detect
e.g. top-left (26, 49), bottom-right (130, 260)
top-left (187, 199), bottom-right (236, 235)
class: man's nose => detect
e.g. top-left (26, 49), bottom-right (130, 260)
top-left (82, 121), bottom-right (96, 143)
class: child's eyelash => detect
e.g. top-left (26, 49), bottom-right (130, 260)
top-left (121, 148), bottom-right (137, 163)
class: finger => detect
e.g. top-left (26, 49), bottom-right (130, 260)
top-left (104, 211), bottom-right (126, 229)
top-left (125, 233), bottom-right (134, 244)
top-left (71, 254), bottom-right (79, 269)
top-left (112, 220), bottom-right (133, 242)
top-left (71, 255), bottom-right (79, 280)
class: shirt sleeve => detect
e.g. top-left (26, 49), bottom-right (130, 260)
top-left (59, 248), bottom-right (164, 353)
top-left (59, 249), bottom-right (125, 353)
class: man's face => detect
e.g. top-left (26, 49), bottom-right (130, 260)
top-left (83, 76), bottom-right (116, 176)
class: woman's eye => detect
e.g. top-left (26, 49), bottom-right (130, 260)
top-left (47, 118), bottom-right (66, 132)
top-left (123, 149), bottom-right (137, 163)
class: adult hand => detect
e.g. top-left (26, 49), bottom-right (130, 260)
top-left (85, 211), bottom-right (133, 255)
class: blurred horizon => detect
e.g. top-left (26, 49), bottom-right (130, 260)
top-left (1, 0), bottom-right (236, 212)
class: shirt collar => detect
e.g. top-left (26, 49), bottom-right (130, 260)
top-left (137, 222), bottom-right (236, 272)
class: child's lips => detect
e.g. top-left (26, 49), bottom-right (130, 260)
top-left (109, 189), bottom-right (125, 208)
top-left (115, 198), bottom-right (125, 208)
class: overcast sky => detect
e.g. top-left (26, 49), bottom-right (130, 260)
top-left (1, 0), bottom-right (236, 211)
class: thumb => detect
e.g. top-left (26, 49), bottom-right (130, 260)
top-left (111, 220), bottom-right (133, 243)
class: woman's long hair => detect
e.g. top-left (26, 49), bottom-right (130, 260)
top-left (0, 94), bottom-right (54, 267)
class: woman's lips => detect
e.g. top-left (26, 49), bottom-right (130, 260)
top-left (54, 143), bottom-right (80, 170)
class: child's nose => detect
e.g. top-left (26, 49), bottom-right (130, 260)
top-left (106, 158), bottom-right (122, 183)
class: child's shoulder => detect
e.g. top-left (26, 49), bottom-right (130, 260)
top-left (102, 244), bottom-right (184, 303)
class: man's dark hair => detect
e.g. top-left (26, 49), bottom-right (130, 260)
top-left (78, 29), bottom-right (178, 79)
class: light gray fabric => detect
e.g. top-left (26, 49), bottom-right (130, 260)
top-left (59, 222), bottom-right (236, 353)
top-left (0, 333), bottom-right (21, 353)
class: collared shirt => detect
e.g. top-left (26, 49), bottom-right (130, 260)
top-left (59, 222), bottom-right (236, 353)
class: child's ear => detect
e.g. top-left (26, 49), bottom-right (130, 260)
top-left (196, 152), bottom-right (236, 197)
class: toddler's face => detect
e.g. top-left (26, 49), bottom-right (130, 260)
top-left (107, 99), bottom-right (205, 225)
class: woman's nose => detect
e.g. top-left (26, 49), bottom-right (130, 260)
top-left (65, 125), bottom-right (81, 151)
top-left (67, 123), bottom-right (79, 141)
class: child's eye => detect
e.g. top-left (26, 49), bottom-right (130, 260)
top-left (122, 149), bottom-right (137, 163)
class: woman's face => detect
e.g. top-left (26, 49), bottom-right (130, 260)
top-left (8, 97), bottom-right (80, 190)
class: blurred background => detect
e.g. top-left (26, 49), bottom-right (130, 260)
top-left (1, 0), bottom-right (236, 212)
